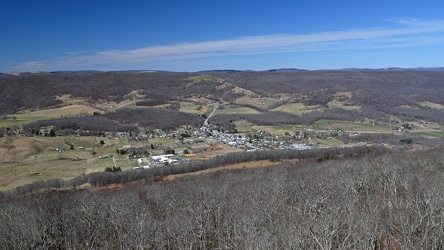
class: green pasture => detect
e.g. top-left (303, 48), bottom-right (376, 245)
top-left (149, 137), bottom-right (177, 149)
top-left (187, 75), bottom-right (224, 83)
top-left (179, 102), bottom-right (203, 114)
top-left (0, 105), bottom-right (101, 127)
top-left (271, 103), bottom-right (324, 114)
top-left (234, 96), bottom-right (279, 109)
top-left (312, 120), bottom-right (392, 133)
top-left (0, 160), bottom-right (88, 191)
top-left (272, 124), bottom-right (307, 132)
top-left (232, 120), bottom-right (253, 132)
top-left (414, 131), bottom-right (444, 138)
top-left (272, 102), bottom-right (360, 115)
top-left (328, 103), bottom-right (361, 111)
top-left (215, 106), bottom-right (261, 115)
top-left (231, 86), bottom-right (258, 96)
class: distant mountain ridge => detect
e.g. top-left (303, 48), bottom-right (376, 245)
top-left (2, 67), bottom-right (444, 75)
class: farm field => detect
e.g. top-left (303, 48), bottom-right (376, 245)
top-left (414, 131), bottom-right (444, 138)
top-left (190, 143), bottom-right (244, 158)
top-left (234, 96), bottom-right (280, 109)
top-left (178, 102), bottom-right (208, 114)
top-left (0, 104), bottom-right (102, 127)
top-left (271, 103), bottom-right (323, 114)
top-left (214, 106), bottom-right (261, 115)
top-left (0, 136), bottom-right (150, 191)
top-left (312, 119), bottom-right (393, 133)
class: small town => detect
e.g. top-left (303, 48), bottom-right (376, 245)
top-left (104, 103), bottom-right (361, 170)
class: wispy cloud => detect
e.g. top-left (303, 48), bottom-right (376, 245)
top-left (384, 17), bottom-right (419, 25)
top-left (14, 19), bottom-right (444, 71)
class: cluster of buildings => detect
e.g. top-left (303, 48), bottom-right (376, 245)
top-left (194, 120), bottom-right (317, 151)
top-left (133, 154), bottom-right (188, 169)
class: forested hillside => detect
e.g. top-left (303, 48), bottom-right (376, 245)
top-left (1, 148), bottom-right (444, 249)
top-left (1, 70), bottom-right (444, 132)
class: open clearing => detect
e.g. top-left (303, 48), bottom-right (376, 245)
top-left (312, 119), bottom-right (392, 133)
top-left (215, 106), bottom-right (261, 115)
top-left (187, 75), bottom-right (224, 83)
top-left (191, 143), bottom-right (244, 158)
top-left (414, 131), bottom-right (444, 138)
top-left (164, 159), bottom-right (284, 181)
top-left (0, 104), bottom-right (103, 127)
top-left (234, 96), bottom-right (279, 109)
top-left (179, 101), bottom-right (208, 115)
top-left (0, 160), bottom-right (88, 191)
top-left (271, 103), bottom-right (324, 114)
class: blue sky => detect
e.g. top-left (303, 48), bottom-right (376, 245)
top-left (2, 0), bottom-right (444, 72)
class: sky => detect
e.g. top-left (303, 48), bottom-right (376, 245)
top-left (1, 0), bottom-right (444, 72)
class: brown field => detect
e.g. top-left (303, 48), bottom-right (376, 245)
top-left (191, 143), bottom-right (244, 158)
top-left (164, 159), bottom-right (285, 181)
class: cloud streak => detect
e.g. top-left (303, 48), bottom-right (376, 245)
top-left (15, 19), bottom-right (444, 71)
